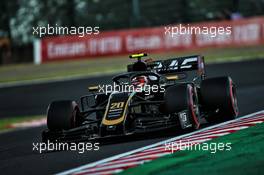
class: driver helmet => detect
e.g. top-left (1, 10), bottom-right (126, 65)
top-left (131, 76), bottom-right (148, 88)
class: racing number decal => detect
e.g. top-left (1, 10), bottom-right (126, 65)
top-left (110, 102), bottom-right (125, 110)
top-left (179, 112), bottom-right (187, 122)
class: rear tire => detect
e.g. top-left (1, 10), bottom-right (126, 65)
top-left (47, 100), bottom-right (81, 131)
top-left (165, 84), bottom-right (200, 129)
top-left (200, 76), bottom-right (239, 123)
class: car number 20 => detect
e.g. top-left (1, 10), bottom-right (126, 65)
top-left (110, 102), bottom-right (125, 110)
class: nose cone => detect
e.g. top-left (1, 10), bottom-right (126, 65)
top-left (100, 92), bottom-right (135, 137)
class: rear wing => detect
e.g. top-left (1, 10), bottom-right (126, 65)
top-left (148, 55), bottom-right (205, 76)
top-left (127, 55), bottom-right (206, 81)
top-left (146, 55), bottom-right (206, 83)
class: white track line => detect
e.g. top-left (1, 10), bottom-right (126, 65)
top-left (85, 169), bottom-right (123, 175)
top-left (101, 158), bottom-right (153, 167)
top-left (57, 110), bottom-right (264, 175)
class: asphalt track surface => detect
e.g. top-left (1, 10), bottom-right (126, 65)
top-left (0, 59), bottom-right (264, 174)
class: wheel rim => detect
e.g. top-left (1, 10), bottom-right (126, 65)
top-left (71, 108), bottom-right (77, 128)
top-left (188, 85), bottom-right (200, 129)
top-left (229, 79), bottom-right (239, 116)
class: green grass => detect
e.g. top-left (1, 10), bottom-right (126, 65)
top-left (120, 123), bottom-right (264, 175)
top-left (0, 115), bottom-right (44, 131)
top-left (0, 45), bottom-right (264, 83)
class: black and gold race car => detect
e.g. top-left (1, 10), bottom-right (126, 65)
top-left (42, 53), bottom-right (238, 142)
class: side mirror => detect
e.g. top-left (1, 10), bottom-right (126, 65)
top-left (88, 86), bottom-right (99, 92)
top-left (166, 75), bottom-right (179, 81)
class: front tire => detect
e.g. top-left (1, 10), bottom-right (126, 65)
top-left (47, 100), bottom-right (81, 131)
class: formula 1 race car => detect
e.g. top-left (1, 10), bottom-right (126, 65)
top-left (42, 53), bottom-right (239, 142)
